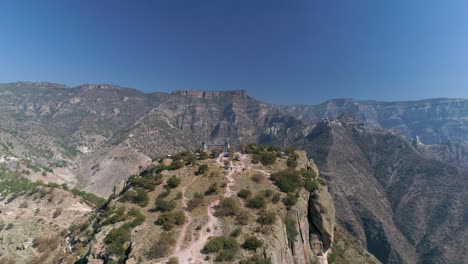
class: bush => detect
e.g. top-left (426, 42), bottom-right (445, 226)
top-left (270, 170), bottom-right (303, 193)
top-left (205, 183), bottom-right (217, 195)
top-left (230, 227), bottom-right (242, 237)
top-left (147, 233), bottom-right (175, 259)
top-left (237, 189), bottom-right (252, 199)
top-left (254, 152), bottom-right (276, 166)
top-left (283, 193), bottom-right (298, 207)
top-left (215, 197), bottom-right (241, 217)
top-left (251, 173), bottom-right (265, 183)
top-left (52, 207), bottom-right (63, 218)
top-left (242, 236), bottom-right (263, 251)
top-left (155, 210), bottom-right (186, 230)
top-left (128, 175), bottom-right (162, 191)
top-left (121, 188), bottom-right (149, 207)
top-left (6, 223), bottom-right (14, 230)
top-left (154, 198), bottom-right (176, 212)
top-left (104, 224), bottom-right (131, 256)
top-left (286, 158), bottom-right (298, 168)
top-left (246, 194), bottom-right (266, 209)
top-left (271, 193), bottom-right (281, 204)
top-left (236, 209), bottom-right (252, 225)
top-left (166, 176), bottom-right (181, 189)
top-left (197, 164), bottom-right (209, 175)
top-left (187, 192), bottom-right (204, 211)
top-left (128, 207), bottom-right (146, 227)
top-left (304, 178), bottom-right (319, 193)
top-left (202, 236), bottom-right (240, 261)
top-left (257, 211), bottom-right (276, 226)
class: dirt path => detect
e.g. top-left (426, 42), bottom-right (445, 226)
top-left (173, 154), bottom-right (243, 263)
top-left (173, 177), bottom-right (196, 253)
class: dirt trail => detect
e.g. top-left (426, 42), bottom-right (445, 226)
top-left (173, 154), bottom-right (244, 263)
top-left (173, 177), bottom-right (196, 253)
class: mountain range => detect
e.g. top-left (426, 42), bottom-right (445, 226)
top-left (0, 81), bottom-right (467, 264)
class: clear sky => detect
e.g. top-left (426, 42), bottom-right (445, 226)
top-left (0, 0), bottom-right (467, 104)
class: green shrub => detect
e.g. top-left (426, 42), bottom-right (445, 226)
top-left (246, 194), bottom-right (267, 209)
top-left (215, 197), bottom-right (241, 217)
top-left (155, 210), bottom-right (186, 230)
top-left (230, 227), bottom-right (242, 237)
top-left (237, 189), bottom-right (252, 199)
top-left (205, 183), bottom-right (217, 195)
top-left (242, 236), bottom-right (263, 251)
top-left (128, 207), bottom-right (146, 227)
top-left (253, 152), bottom-right (276, 166)
top-left (187, 192), bottom-right (204, 211)
top-left (236, 209), bottom-right (252, 225)
top-left (104, 224), bottom-right (131, 256)
top-left (166, 176), bottom-right (181, 189)
top-left (121, 188), bottom-right (149, 207)
top-left (147, 233), bottom-right (175, 259)
top-left (154, 198), bottom-right (176, 212)
top-left (197, 164), bottom-right (209, 175)
top-left (202, 236), bottom-right (240, 261)
top-left (257, 211), bottom-right (276, 226)
top-left (251, 173), bottom-right (265, 183)
top-left (6, 223), bottom-right (14, 230)
top-left (270, 170), bottom-right (303, 193)
top-left (271, 193), bottom-right (281, 204)
top-left (283, 193), bottom-right (298, 207)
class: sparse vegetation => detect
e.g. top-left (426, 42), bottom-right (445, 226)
top-left (215, 197), bottom-right (241, 217)
top-left (147, 233), bottom-right (176, 259)
top-left (202, 236), bottom-right (240, 261)
top-left (155, 210), bottom-right (186, 230)
top-left (246, 194), bottom-right (267, 209)
top-left (121, 187), bottom-right (149, 207)
top-left (187, 192), bottom-right (205, 211)
top-left (257, 210), bottom-right (276, 226)
top-left (242, 236), bottom-right (263, 251)
top-left (166, 176), bottom-right (181, 189)
top-left (237, 189), bottom-right (252, 199)
top-left (197, 164), bottom-right (209, 175)
top-left (154, 198), bottom-right (176, 212)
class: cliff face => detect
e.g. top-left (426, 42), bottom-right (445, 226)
top-left (302, 117), bottom-right (468, 264)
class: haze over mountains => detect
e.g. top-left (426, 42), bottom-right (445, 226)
top-left (0, 81), bottom-right (467, 264)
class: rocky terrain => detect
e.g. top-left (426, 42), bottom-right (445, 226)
top-left (0, 82), bottom-right (467, 263)
top-left (301, 115), bottom-right (468, 263)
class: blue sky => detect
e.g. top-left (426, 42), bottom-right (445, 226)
top-left (0, 0), bottom-right (467, 104)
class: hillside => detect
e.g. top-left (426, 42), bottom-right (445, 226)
top-left (0, 148), bottom-right (379, 264)
top-left (301, 115), bottom-right (468, 263)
